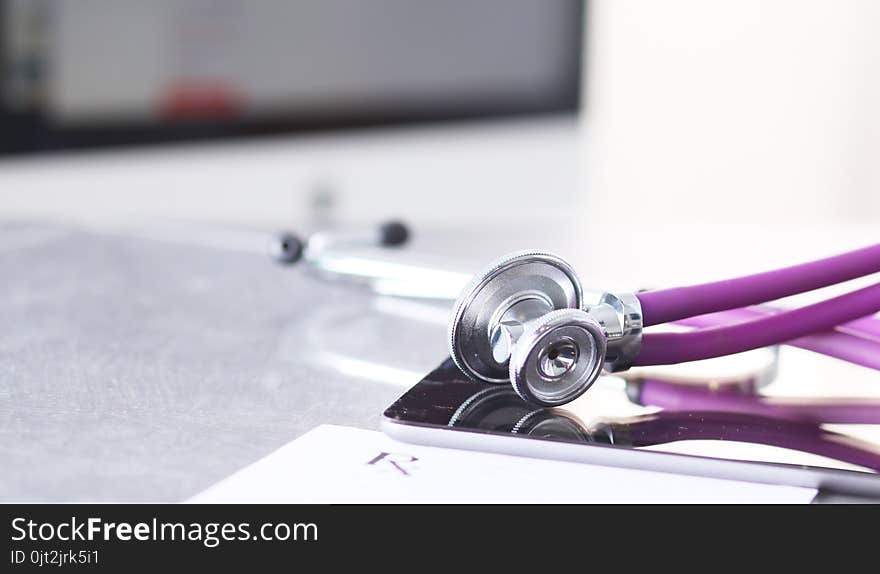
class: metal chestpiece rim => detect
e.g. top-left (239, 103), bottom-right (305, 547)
top-left (448, 251), bottom-right (584, 386)
top-left (448, 250), bottom-right (643, 407)
top-left (509, 308), bottom-right (607, 406)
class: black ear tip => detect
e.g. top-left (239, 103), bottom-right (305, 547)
top-left (272, 232), bottom-right (305, 264)
top-left (379, 220), bottom-right (410, 247)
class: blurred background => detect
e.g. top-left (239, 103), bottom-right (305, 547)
top-left (1, 0), bottom-right (579, 150)
top-left (0, 0), bottom-right (581, 227)
top-left (0, 0), bottom-right (878, 244)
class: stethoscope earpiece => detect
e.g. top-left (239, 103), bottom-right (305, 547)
top-left (271, 232), bottom-right (305, 265)
top-left (378, 220), bottom-right (410, 247)
top-left (271, 219), bottom-right (410, 267)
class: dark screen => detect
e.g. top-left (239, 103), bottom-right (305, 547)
top-left (1, 0), bottom-right (582, 154)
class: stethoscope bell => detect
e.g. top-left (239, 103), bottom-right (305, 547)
top-left (509, 308), bottom-right (607, 406)
top-left (448, 251), bottom-right (633, 406)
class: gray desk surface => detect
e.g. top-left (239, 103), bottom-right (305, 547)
top-left (1, 221), bottom-right (485, 501)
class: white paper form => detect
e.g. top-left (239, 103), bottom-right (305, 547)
top-left (190, 425), bottom-right (818, 504)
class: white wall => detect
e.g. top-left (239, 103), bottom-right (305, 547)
top-left (580, 0), bottom-right (880, 225)
top-left (0, 117), bottom-right (578, 229)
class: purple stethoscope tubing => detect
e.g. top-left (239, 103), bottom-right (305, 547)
top-left (679, 306), bottom-right (880, 342)
top-left (674, 306), bottom-right (880, 370)
top-left (636, 282), bottom-right (880, 366)
top-left (637, 242), bottom-right (880, 326)
top-left (632, 243), bottom-right (880, 368)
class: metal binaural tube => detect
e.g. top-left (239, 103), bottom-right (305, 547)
top-left (272, 220), bottom-right (476, 300)
top-left (302, 248), bottom-right (475, 300)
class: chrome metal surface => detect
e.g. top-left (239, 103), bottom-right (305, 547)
top-left (488, 297), bottom-right (555, 364)
top-left (586, 292), bottom-right (644, 373)
top-left (448, 251), bottom-right (583, 384)
top-left (303, 244), bottom-right (473, 300)
top-left (508, 308), bottom-right (607, 406)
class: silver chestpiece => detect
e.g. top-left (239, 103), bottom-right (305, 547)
top-left (448, 251), bottom-right (642, 406)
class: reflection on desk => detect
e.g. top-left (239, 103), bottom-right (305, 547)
top-left (386, 357), bottom-right (880, 477)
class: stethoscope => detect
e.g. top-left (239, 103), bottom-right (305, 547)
top-left (273, 221), bottom-right (880, 407)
